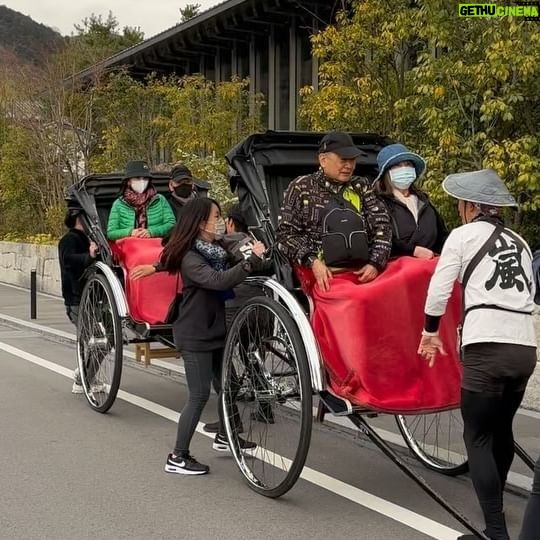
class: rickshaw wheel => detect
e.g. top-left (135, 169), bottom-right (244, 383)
top-left (222, 296), bottom-right (313, 498)
top-left (77, 273), bottom-right (123, 413)
top-left (395, 410), bottom-right (469, 476)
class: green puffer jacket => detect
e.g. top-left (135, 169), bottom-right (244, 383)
top-left (107, 194), bottom-right (176, 240)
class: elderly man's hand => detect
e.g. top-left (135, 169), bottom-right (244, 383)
top-left (131, 264), bottom-right (156, 280)
top-left (354, 264), bottom-right (378, 283)
top-left (312, 259), bottom-right (332, 292)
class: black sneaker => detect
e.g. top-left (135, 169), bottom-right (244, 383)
top-left (164, 453), bottom-right (209, 475)
top-left (213, 433), bottom-right (257, 453)
top-left (203, 420), bottom-right (245, 434)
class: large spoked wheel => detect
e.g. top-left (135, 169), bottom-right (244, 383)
top-left (222, 296), bottom-right (313, 498)
top-left (77, 272), bottom-right (123, 413)
top-left (396, 410), bottom-right (468, 476)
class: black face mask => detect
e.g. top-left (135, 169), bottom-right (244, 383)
top-left (173, 184), bottom-right (194, 198)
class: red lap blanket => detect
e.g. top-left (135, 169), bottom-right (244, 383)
top-left (110, 238), bottom-right (181, 324)
top-left (296, 257), bottom-right (462, 414)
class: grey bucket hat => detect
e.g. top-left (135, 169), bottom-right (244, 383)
top-left (442, 169), bottom-right (517, 207)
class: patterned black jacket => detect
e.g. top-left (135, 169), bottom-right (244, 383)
top-left (277, 170), bottom-right (392, 271)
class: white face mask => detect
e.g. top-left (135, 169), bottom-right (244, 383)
top-left (203, 217), bottom-right (226, 240)
top-left (131, 179), bottom-right (149, 194)
top-left (389, 166), bottom-right (416, 190)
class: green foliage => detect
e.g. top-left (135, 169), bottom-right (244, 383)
top-left (69, 12), bottom-right (144, 70)
top-left (173, 151), bottom-right (235, 206)
top-left (179, 4), bottom-right (202, 22)
top-left (299, 0), bottom-right (540, 243)
top-left (0, 126), bottom-right (45, 236)
top-left (89, 72), bottom-right (167, 171)
top-left (155, 75), bottom-right (265, 159)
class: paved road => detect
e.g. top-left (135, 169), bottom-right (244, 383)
top-left (0, 322), bottom-right (534, 540)
top-left (0, 283), bottom-right (538, 539)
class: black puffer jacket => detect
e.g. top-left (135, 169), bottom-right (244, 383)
top-left (380, 190), bottom-right (448, 257)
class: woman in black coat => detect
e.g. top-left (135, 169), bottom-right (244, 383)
top-left (158, 197), bottom-right (265, 476)
top-left (375, 143), bottom-right (448, 259)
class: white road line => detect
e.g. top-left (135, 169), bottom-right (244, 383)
top-left (0, 312), bottom-right (186, 375)
top-left (0, 339), bottom-right (464, 540)
top-left (0, 311), bottom-right (535, 492)
top-left (1, 311), bottom-right (536, 420)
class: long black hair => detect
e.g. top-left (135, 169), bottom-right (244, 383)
top-left (161, 197), bottom-right (221, 272)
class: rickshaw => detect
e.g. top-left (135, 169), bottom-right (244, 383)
top-left (68, 132), bottom-right (534, 539)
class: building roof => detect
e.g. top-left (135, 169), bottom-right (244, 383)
top-left (75, 0), bottom-right (334, 80)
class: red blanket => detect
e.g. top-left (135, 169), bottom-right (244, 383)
top-left (110, 238), bottom-right (181, 324)
top-left (296, 258), bottom-right (462, 414)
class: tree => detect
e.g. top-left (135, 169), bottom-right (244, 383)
top-left (179, 4), bottom-right (201, 22)
top-left (70, 12), bottom-right (144, 71)
top-left (155, 74), bottom-right (265, 159)
top-left (300, 0), bottom-right (540, 241)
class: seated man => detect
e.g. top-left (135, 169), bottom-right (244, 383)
top-left (167, 164), bottom-right (210, 218)
top-left (277, 131), bottom-right (392, 290)
top-left (58, 199), bottom-right (98, 393)
top-left (107, 160), bottom-right (175, 240)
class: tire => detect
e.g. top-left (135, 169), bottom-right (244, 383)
top-left (77, 272), bottom-right (123, 413)
top-left (222, 296), bottom-right (313, 498)
top-left (396, 410), bottom-right (469, 476)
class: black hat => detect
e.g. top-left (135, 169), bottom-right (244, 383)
top-left (123, 160), bottom-right (151, 180)
top-left (171, 164), bottom-right (194, 183)
top-left (318, 132), bottom-right (362, 159)
top-left (66, 198), bottom-right (83, 213)
top-left (171, 164), bottom-right (211, 190)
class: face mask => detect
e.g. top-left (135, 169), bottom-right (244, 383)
top-left (131, 179), bottom-right (149, 194)
top-left (174, 184), bottom-right (193, 198)
top-left (389, 166), bottom-right (416, 190)
top-left (214, 217), bottom-right (226, 240)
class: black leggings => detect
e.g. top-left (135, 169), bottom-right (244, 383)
top-left (461, 388), bottom-right (525, 531)
top-left (174, 349), bottom-right (225, 456)
top-left (520, 454), bottom-right (540, 540)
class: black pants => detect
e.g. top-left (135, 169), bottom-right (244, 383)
top-left (174, 349), bottom-right (225, 456)
top-left (460, 343), bottom-right (536, 539)
top-left (520, 454), bottom-right (540, 540)
top-left (66, 305), bottom-right (79, 326)
top-left (462, 388), bottom-right (524, 516)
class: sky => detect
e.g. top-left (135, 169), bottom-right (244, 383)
top-left (3, 0), bottom-right (223, 38)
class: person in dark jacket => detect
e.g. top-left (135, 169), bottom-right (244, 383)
top-left (158, 197), bottom-right (265, 476)
top-left (277, 131), bottom-right (392, 292)
top-left (167, 164), bottom-right (210, 218)
top-left (374, 143), bottom-right (447, 259)
top-left (58, 199), bottom-right (98, 392)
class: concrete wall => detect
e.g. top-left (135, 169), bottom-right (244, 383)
top-left (0, 241), bottom-right (61, 296)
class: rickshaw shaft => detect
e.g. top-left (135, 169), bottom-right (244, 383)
top-left (347, 413), bottom-right (489, 540)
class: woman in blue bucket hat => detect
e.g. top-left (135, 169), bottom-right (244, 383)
top-left (374, 143), bottom-right (447, 259)
top-left (417, 169), bottom-right (537, 540)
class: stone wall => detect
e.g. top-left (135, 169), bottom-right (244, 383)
top-left (0, 241), bottom-right (61, 296)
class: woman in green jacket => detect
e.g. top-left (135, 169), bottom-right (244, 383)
top-left (107, 160), bottom-right (176, 241)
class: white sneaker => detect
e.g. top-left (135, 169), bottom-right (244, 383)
top-left (72, 368), bottom-right (83, 394)
top-left (90, 383), bottom-right (107, 394)
top-left (71, 381), bottom-right (84, 394)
